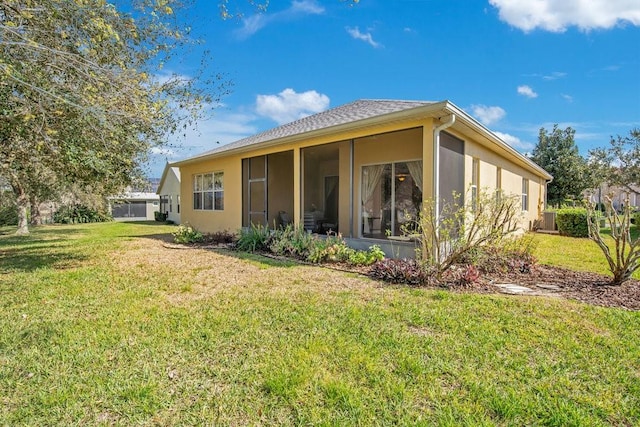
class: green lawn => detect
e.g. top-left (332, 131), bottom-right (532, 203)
top-left (1, 222), bottom-right (639, 425)
top-left (531, 227), bottom-right (640, 279)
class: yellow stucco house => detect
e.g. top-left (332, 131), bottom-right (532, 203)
top-left (173, 99), bottom-right (551, 248)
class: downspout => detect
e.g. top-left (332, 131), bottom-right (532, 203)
top-left (433, 114), bottom-right (456, 224)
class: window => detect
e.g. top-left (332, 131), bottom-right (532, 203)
top-left (470, 158), bottom-right (479, 209)
top-left (169, 195), bottom-right (173, 213)
top-left (496, 167), bottom-right (502, 202)
top-left (522, 178), bottom-right (529, 212)
top-left (177, 195), bottom-right (180, 213)
top-left (193, 172), bottom-right (224, 211)
top-left (361, 160), bottom-right (423, 238)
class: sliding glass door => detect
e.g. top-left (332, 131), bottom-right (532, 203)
top-left (361, 160), bottom-right (422, 238)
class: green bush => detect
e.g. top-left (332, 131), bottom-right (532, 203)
top-left (459, 235), bottom-right (537, 274)
top-left (172, 223), bottom-right (204, 244)
top-left (556, 208), bottom-right (589, 237)
top-left (269, 225), bottom-right (315, 259)
top-left (306, 234), bottom-right (349, 263)
top-left (53, 205), bottom-right (112, 224)
top-left (305, 234), bottom-right (384, 266)
top-left (348, 245), bottom-right (385, 266)
top-left (236, 223), bottom-right (271, 252)
top-left (0, 204), bottom-right (18, 226)
top-left (236, 224), bottom-right (386, 266)
top-left (154, 211), bottom-right (167, 222)
top-left (634, 211), bottom-right (640, 227)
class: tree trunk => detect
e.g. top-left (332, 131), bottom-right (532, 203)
top-left (29, 195), bottom-right (42, 226)
top-left (13, 185), bottom-right (30, 235)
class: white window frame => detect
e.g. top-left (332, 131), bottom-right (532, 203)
top-left (470, 158), bottom-right (479, 209)
top-left (522, 178), bottom-right (529, 212)
top-left (193, 172), bottom-right (224, 211)
top-left (495, 167), bottom-right (502, 202)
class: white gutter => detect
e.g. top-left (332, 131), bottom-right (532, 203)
top-left (433, 114), bottom-right (456, 225)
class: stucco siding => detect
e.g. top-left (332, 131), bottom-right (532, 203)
top-left (180, 156), bottom-right (243, 233)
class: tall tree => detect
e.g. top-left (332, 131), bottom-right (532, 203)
top-left (530, 125), bottom-right (591, 206)
top-left (588, 129), bottom-right (640, 194)
top-left (0, 0), bottom-right (228, 234)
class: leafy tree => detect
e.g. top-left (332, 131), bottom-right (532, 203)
top-left (530, 125), bottom-right (592, 206)
top-left (588, 129), bottom-right (640, 194)
top-left (0, 0), bottom-right (228, 234)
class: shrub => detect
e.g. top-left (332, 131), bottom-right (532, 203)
top-left (237, 225), bottom-right (386, 266)
top-left (459, 235), bottom-right (537, 274)
top-left (269, 225), bottom-right (315, 259)
top-left (369, 259), bottom-right (430, 285)
top-left (634, 211), bottom-right (640, 227)
top-left (154, 211), bottom-right (167, 222)
top-left (0, 204), bottom-right (18, 226)
top-left (556, 208), bottom-right (589, 237)
top-left (53, 204), bottom-right (112, 224)
top-left (587, 196), bottom-right (639, 285)
top-left (405, 188), bottom-right (521, 279)
top-left (306, 234), bottom-right (351, 263)
top-left (305, 235), bottom-right (384, 266)
top-left (236, 223), bottom-right (271, 252)
top-left (444, 265), bottom-right (481, 287)
top-left (348, 245), bottom-right (385, 266)
top-left (172, 223), bottom-right (204, 244)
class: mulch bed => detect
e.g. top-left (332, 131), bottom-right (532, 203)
top-left (299, 258), bottom-right (640, 311)
top-left (479, 265), bottom-right (640, 311)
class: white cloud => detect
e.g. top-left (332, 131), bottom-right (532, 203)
top-left (469, 104), bottom-right (506, 126)
top-left (517, 85), bottom-right (538, 98)
top-left (494, 131), bottom-right (535, 151)
top-left (235, 0), bottom-right (325, 39)
top-left (256, 88), bottom-right (330, 125)
top-left (345, 26), bottom-right (382, 48)
top-left (489, 0), bottom-right (640, 32)
top-left (561, 93), bottom-right (574, 103)
top-left (147, 109), bottom-right (259, 176)
top-left (290, 0), bottom-right (324, 14)
top-left (542, 71), bottom-right (567, 80)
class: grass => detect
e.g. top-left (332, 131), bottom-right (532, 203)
top-left (1, 222), bottom-right (639, 425)
top-left (531, 225), bottom-right (640, 279)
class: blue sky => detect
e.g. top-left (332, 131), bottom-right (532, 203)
top-left (148, 0), bottom-right (640, 177)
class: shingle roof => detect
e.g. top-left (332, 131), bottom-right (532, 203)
top-left (182, 99), bottom-right (437, 161)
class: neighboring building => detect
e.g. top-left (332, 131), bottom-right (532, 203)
top-left (109, 191), bottom-right (159, 221)
top-left (586, 183), bottom-right (640, 211)
top-left (157, 164), bottom-right (181, 224)
top-left (173, 99), bottom-right (552, 250)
